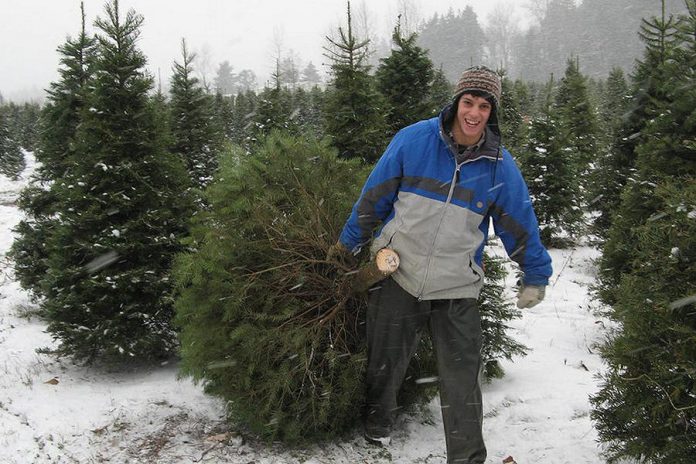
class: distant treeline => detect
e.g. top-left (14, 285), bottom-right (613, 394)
top-left (416, 0), bottom-right (689, 82)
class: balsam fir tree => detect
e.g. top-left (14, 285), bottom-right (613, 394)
top-left (10, 2), bottom-right (96, 297)
top-left (169, 39), bottom-right (221, 191)
top-left (174, 132), bottom-right (380, 442)
top-left (375, 18), bottom-right (434, 136)
top-left (554, 57), bottom-right (599, 182)
top-left (39, 0), bottom-right (193, 362)
top-left (519, 77), bottom-right (582, 246)
top-left (598, 4), bottom-right (682, 300)
top-left (323, 1), bottom-right (387, 163)
top-left (499, 73), bottom-right (527, 155)
top-left (1, 102), bottom-right (42, 154)
top-left (587, 67), bottom-right (633, 238)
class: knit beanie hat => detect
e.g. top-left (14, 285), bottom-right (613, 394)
top-left (452, 65), bottom-right (502, 109)
top-left (449, 65), bottom-right (502, 137)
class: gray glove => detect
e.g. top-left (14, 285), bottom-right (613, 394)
top-left (516, 285), bottom-right (546, 309)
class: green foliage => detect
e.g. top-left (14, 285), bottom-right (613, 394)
top-left (598, 6), bottom-right (687, 299)
top-left (174, 132), bottom-right (376, 442)
top-left (499, 74), bottom-right (527, 155)
top-left (592, 5), bottom-right (696, 462)
top-left (375, 22), bottom-right (435, 136)
top-left (252, 84), bottom-right (294, 139)
top-left (426, 67), bottom-right (452, 116)
top-left (0, 102), bottom-right (41, 153)
top-left (213, 92), bottom-right (235, 143)
top-left (227, 89), bottom-right (258, 147)
top-left (9, 12), bottom-right (94, 300)
top-left (38, 6), bottom-right (95, 182)
top-left (323, 1), bottom-right (387, 163)
top-left (479, 253), bottom-right (528, 379)
top-left (587, 67), bottom-right (633, 238)
top-left (10, 187), bottom-right (61, 297)
top-left (38, 0), bottom-right (193, 363)
top-left (554, 57), bottom-right (599, 175)
top-left (279, 86), bottom-right (326, 142)
top-left (10, 4), bottom-right (95, 300)
top-left (591, 180), bottom-right (696, 463)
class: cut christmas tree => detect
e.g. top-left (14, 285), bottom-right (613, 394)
top-left (174, 131), bottom-right (527, 443)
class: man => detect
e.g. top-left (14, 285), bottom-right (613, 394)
top-left (329, 66), bottom-right (552, 463)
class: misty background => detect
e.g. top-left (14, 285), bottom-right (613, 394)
top-left (0, 0), bottom-right (688, 103)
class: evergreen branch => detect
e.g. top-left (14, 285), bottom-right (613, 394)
top-left (621, 373), bottom-right (696, 412)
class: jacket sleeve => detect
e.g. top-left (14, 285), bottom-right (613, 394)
top-left (491, 152), bottom-right (553, 286)
top-left (338, 135), bottom-right (405, 253)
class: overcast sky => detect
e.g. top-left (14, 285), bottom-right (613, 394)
top-left (0, 0), bottom-right (533, 101)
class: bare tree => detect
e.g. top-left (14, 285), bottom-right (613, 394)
top-left (396, 0), bottom-right (422, 35)
top-left (193, 43), bottom-right (214, 92)
top-left (485, 2), bottom-right (521, 71)
top-left (352, 1), bottom-right (377, 49)
top-left (525, 0), bottom-right (551, 26)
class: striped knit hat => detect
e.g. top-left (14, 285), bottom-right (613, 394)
top-left (452, 65), bottom-right (502, 109)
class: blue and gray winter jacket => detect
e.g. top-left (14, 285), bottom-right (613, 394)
top-left (338, 106), bottom-right (553, 300)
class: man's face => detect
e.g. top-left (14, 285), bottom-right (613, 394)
top-left (453, 94), bottom-right (492, 146)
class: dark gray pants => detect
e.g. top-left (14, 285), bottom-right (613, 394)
top-left (365, 277), bottom-right (486, 464)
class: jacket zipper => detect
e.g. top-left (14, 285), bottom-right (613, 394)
top-left (416, 161), bottom-right (463, 300)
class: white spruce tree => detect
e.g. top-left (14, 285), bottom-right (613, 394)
top-left (39, 0), bottom-right (194, 362)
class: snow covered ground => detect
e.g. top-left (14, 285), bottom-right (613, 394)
top-left (1, 155), bottom-right (616, 463)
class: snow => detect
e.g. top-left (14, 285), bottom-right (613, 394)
top-left (0, 154), bottom-right (622, 463)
